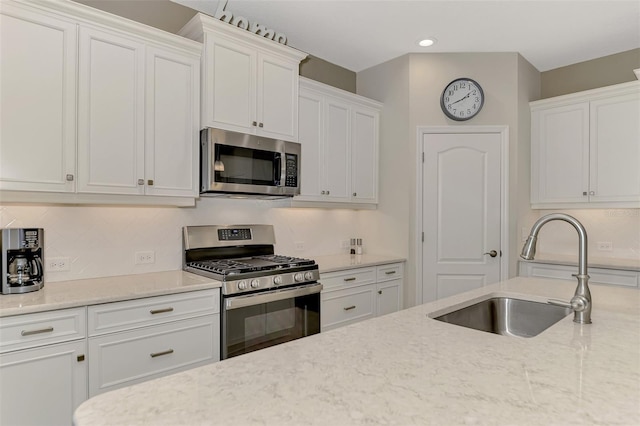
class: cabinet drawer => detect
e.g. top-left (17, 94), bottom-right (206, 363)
top-left (377, 263), bottom-right (403, 281)
top-left (321, 285), bottom-right (375, 331)
top-left (321, 267), bottom-right (375, 290)
top-left (88, 289), bottom-right (219, 336)
top-left (88, 314), bottom-right (219, 396)
top-left (0, 307), bottom-right (86, 354)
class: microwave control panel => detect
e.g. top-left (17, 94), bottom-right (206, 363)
top-left (285, 154), bottom-right (298, 188)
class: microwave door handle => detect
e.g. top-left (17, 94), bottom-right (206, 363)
top-left (274, 153), bottom-right (283, 186)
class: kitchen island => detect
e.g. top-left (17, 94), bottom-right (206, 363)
top-left (74, 277), bottom-right (640, 425)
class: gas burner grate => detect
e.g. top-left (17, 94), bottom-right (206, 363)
top-left (254, 255), bottom-right (315, 267)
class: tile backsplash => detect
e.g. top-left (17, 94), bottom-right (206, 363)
top-left (0, 199), bottom-right (363, 282)
top-left (528, 209), bottom-right (640, 260)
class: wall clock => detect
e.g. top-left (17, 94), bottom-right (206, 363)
top-left (440, 78), bottom-right (484, 121)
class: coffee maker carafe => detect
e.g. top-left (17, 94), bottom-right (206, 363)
top-left (1, 228), bottom-right (44, 294)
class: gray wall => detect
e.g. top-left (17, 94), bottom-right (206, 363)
top-left (541, 48), bottom-right (640, 98)
top-left (357, 52), bottom-right (541, 307)
top-left (300, 56), bottom-right (356, 93)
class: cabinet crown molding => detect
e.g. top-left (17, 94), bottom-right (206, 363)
top-left (531, 80), bottom-right (640, 110)
top-left (179, 12), bottom-right (307, 62)
top-left (300, 76), bottom-right (383, 110)
top-left (5, 0), bottom-right (202, 55)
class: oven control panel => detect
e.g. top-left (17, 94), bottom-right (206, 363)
top-left (218, 228), bottom-right (252, 241)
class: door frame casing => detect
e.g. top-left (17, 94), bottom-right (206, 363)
top-left (415, 125), bottom-right (510, 304)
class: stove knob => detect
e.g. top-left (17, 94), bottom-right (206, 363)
top-left (250, 279), bottom-right (260, 289)
top-left (294, 273), bottom-right (304, 282)
top-left (237, 280), bottom-right (248, 290)
top-left (273, 276), bottom-right (283, 285)
top-left (304, 272), bottom-right (314, 281)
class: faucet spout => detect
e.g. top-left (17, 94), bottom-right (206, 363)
top-left (520, 213), bottom-right (592, 324)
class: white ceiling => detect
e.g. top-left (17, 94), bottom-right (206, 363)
top-left (83, 0), bottom-right (640, 73)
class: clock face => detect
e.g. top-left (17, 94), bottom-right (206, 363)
top-left (440, 78), bottom-right (484, 121)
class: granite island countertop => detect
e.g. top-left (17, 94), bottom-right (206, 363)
top-left (0, 271), bottom-right (222, 317)
top-left (74, 276), bottom-right (640, 425)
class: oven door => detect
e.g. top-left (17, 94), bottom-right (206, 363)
top-left (222, 283), bottom-right (322, 359)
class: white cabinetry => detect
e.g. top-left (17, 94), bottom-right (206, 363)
top-left (297, 77), bottom-right (381, 206)
top-left (179, 14), bottom-right (307, 142)
top-left (321, 263), bottom-right (403, 331)
top-left (0, 0), bottom-right (201, 205)
top-left (0, 308), bottom-right (87, 426)
top-left (87, 289), bottom-right (220, 396)
top-left (519, 261), bottom-right (639, 288)
top-left (531, 81), bottom-right (640, 208)
top-left (0, 2), bottom-right (77, 193)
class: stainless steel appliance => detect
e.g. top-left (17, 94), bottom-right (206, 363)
top-left (200, 128), bottom-right (301, 198)
top-left (183, 225), bottom-right (320, 359)
top-left (1, 228), bottom-right (44, 294)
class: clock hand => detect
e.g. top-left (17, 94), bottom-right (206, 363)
top-left (451, 92), bottom-right (471, 105)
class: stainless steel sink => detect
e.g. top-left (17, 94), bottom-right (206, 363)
top-left (431, 297), bottom-right (572, 338)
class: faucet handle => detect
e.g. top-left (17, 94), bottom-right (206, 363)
top-left (548, 296), bottom-right (588, 312)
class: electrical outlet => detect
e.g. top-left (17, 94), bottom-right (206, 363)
top-left (48, 257), bottom-right (70, 272)
top-left (135, 251), bottom-right (155, 264)
top-left (340, 239), bottom-right (350, 249)
top-left (596, 241), bottom-right (613, 251)
top-left (294, 241), bottom-right (305, 251)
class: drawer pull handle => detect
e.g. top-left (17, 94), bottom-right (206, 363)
top-left (150, 349), bottom-right (174, 358)
top-left (21, 327), bottom-right (54, 336)
top-left (343, 277), bottom-right (357, 282)
top-left (150, 307), bottom-right (174, 315)
top-left (385, 271), bottom-right (396, 275)
top-left (344, 305), bottom-right (356, 311)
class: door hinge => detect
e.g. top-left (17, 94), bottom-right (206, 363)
top-left (422, 232), bottom-right (424, 242)
top-left (77, 354), bottom-right (85, 362)
top-left (422, 152), bottom-right (425, 162)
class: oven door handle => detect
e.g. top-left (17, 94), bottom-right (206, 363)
top-left (225, 283), bottom-right (323, 310)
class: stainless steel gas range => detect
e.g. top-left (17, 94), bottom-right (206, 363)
top-left (182, 225), bottom-right (321, 360)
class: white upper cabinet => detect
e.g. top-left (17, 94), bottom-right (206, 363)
top-left (297, 77), bottom-right (381, 207)
top-left (179, 14), bottom-right (306, 142)
top-left (530, 81), bottom-right (640, 208)
top-left (0, 3), bottom-right (77, 193)
top-left (78, 26), bottom-right (146, 195)
top-left (0, 0), bottom-right (201, 205)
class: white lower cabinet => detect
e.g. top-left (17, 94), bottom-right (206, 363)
top-left (321, 262), bottom-right (404, 331)
top-left (87, 289), bottom-right (220, 397)
top-left (0, 308), bottom-right (88, 426)
top-left (518, 261), bottom-right (639, 288)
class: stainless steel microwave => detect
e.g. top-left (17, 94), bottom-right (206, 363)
top-left (200, 128), bottom-right (301, 198)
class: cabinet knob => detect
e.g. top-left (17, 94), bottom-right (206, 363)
top-left (252, 121), bottom-right (258, 126)
top-left (327, 190), bottom-right (330, 195)
top-left (378, 290), bottom-right (382, 295)
top-left (583, 191), bottom-right (587, 196)
top-left (258, 122), bottom-right (264, 128)
top-left (353, 192), bottom-right (357, 197)
top-left (138, 179), bottom-right (145, 185)
top-left (321, 190), bottom-right (325, 195)
top-left (147, 179), bottom-right (154, 186)
top-left (66, 174), bottom-right (74, 182)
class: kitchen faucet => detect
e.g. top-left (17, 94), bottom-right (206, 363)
top-left (520, 213), bottom-right (592, 324)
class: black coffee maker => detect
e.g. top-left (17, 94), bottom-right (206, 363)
top-left (1, 228), bottom-right (44, 294)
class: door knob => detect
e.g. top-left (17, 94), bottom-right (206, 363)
top-left (484, 250), bottom-right (498, 258)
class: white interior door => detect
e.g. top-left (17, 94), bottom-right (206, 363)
top-left (422, 131), bottom-right (502, 303)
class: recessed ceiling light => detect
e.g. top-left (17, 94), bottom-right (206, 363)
top-left (419, 38), bottom-right (436, 47)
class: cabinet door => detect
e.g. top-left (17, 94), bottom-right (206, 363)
top-left (589, 92), bottom-right (640, 203)
top-left (257, 52), bottom-right (299, 141)
top-left (77, 26), bottom-right (145, 195)
top-left (298, 89), bottom-right (324, 199)
top-left (145, 46), bottom-right (199, 197)
top-left (531, 103), bottom-right (589, 204)
top-left (351, 106), bottom-right (378, 203)
top-left (0, 340), bottom-right (87, 426)
top-left (323, 98), bottom-right (350, 201)
top-left (204, 36), bottom-right (255, 132)
top-left (376, 279), bottom-right (402, 317)
top-left (0, 4), bottom-right (77, 192)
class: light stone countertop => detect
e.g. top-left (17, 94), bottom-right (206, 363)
top-left (74, 276), bottom-right (640, 425)
top-left (313, 254), bottom-right (406, 273)
top-left (0, 271), bottom-right (222, 317)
